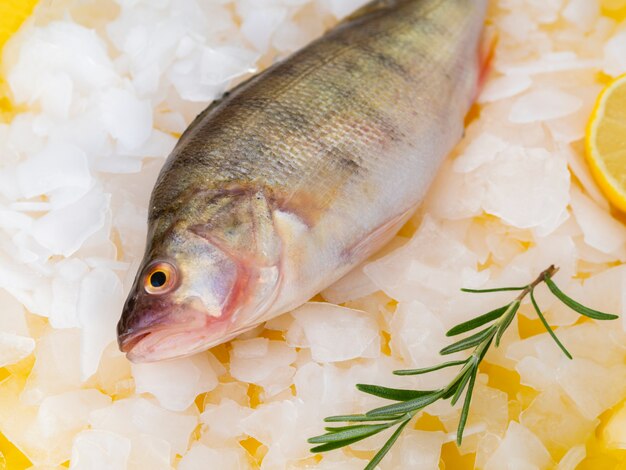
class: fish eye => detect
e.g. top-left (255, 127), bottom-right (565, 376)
top-left (144, 262), bottom-right (177, 294)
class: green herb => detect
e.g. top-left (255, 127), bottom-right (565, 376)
top-left (308, 265), bottom-right (618, 469)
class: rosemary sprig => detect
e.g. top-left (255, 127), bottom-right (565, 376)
top-left (309, 265), bottom-right (618, 469)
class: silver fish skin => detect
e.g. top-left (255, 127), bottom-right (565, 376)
top-left (118, 0), bottom-right (488, 362)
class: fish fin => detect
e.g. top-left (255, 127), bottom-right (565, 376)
top-left (272, 209), bottom-right (310, 247)
top-left (189, 190), bottom-right (281, 268)
top-left (176, 67), bottom-right (273, 148)
top-left (475, 25), bottom-right (498, 100)
top-left (340, 0), bottom-right (398, 25)
top-left (344, 208), bottom-right (414, 262)
top-left (175, 96), bottom-right (228, 148)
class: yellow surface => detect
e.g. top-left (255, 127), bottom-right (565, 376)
top-left (0, 0), bottom-right (38, 118)
top-left (0, 432), bottom-right (30, 470)
top-left (586, 73), bottom-right (626, 213)
top-left (602, 0), bottom-right (626, 21)
top-left (0, 4), bottom-right (38, 446)
top-left (0, 0), bottom-right (37, 48)
top-left (579, 400), bottom-right (626, 469)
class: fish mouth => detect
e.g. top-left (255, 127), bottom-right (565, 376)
top-left (119, 326), bottom-right (216, 363)
top-left (118, 330), bottom-right (151, 353)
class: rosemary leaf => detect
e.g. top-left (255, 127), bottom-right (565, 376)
top-left (461, 286), bottom-right (526, 293)
top-left (442, 384), bottom-right (458, 400)
top-left (440, 325), bottom-right (497, 355)
top-left (456, 368), bottom-right (478, 446)
top-left (308, 423), bottom-right (392, 444)
top-left (364, 419), bottom-right (411, 470)
top-left (450, 367), bottom-right (474, 406)
top-left (366, 389), bottom-right (444, 417)
top-left (544, 276), bottom-right (618, 320)
top-left (325, 424), bottom-right (383, 433)
top-left (324, 414), bottom-right (401, 423)
top-left (393, 360), bottom-right (467, 376)
top-left (495, 300), bottom-right (520, 346)
top-left (446, 305), bottom-right (509, 336)
top-left (475, 335), bottom-right (494, 363)
top-left (310, 435), bottom-right (372, 453)
top-left (441, 360), bottom-right (475, 400)
top-left (356, 384), bottom-right (435, 401)
top-left (530, 289), bottom-right (572, 359)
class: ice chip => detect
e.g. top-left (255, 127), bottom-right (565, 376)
top-left (557, 445), bottom-right (586, 470)
top-left (365, 215), bottom-right (486, 304)
top-left (570, 186), bottom-right (626, 255)
top-left (132, 353), bottom-right (218, 411)
top-left (289, 302), bottom-right (379, 363)
top-left (321, 265), bottom-right (378, 304)
top-left (0, 289), bottom-right (30, 336)
top-left (39, 72), bottom-right (74, 118)
top-left (604, 30), bottom-right (626, 77)
top-left (484, 421), bottom-right (552, 470)
top-left (556, 359), bottom-right (626, 420)
top-left (128, 434), bottom-right (172, 470)
top-left (22, 329), bottom-right (83, 405)
top-left (424, 161), bottom-right (484, 219)
top-left (178, 443), bottom-right (246, 470)
top-left (16, 142), bottom-right (91, 200)
top-left (389, 301), bottom-right (449, 370)
top-left (563, 0), bottom-right (599, 31)
top-left (69, 430), bottom-right (131, 470)
top-left (49, 258), bottom-right (89, 328)
top-left (509, 89), bottom-right (582, 123)
top-left (200, 46), bottom-right (258, 86)
top-left (230, 338), bottom-right (296, 396)
top-left (88, 398), bottom-right (197, 457)
top-left (101, 88), bottom-right (153, 150)
top-left (324, 0), bottom-right (371, 19)
top-left (479, 74), bottom-right (532, 103)
top-left (200, 399), bottom-right (252, 444)
top-left (240, 7), bottom-right (287, 51)
top-left (31, 189), bottom-right (110, 257)
top-left (37, 390), bottom-right (111, 441)
top-left (6, 21), bottom-right (117, 104)
top-left (0, 332), bottom-right (35, 367)
top-left (77, 268), bottom-right (125, 380)
top-left (387, 431), bottom-right (446, 469)
top-left (482, 147), bottom-right (570, 233)
top-left (240, 400), bottom-right (301, 452)
top-left (603, 400), bottom-right (626, 450)
top-left (453, 132), bottom-right (509, 173)
top-left (521, 388), bottom-right (597, 456)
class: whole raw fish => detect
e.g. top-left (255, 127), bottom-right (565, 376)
top-left (118, 0), bottom-right (488, 362)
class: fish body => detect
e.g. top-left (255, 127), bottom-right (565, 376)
top-left (118, 0), bottom-right (488, 362)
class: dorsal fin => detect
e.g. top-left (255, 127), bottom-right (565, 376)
top-left (340, 0), bottom-right (399, 25)
top-left (176, 67), bottom-right (272, 148)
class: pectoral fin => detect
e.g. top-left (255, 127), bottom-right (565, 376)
top-left (344, 208), bottom-right (414, 261)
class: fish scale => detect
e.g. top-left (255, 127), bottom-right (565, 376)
top-left (118, 0), bottom-right (488, 362)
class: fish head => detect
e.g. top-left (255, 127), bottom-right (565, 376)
top-left (117, 189), bottom-right (282, 362)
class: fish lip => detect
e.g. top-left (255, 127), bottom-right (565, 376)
top-left (118, 330), bottom-right (151, 353)
top-left (123, 327), bottom-right (212, 363)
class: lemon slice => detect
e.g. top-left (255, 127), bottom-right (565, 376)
top-left (586, 74), bottom-right (626, 213)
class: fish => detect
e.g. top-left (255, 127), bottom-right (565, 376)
top-left (117, 0), bottom-right (489, 362)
